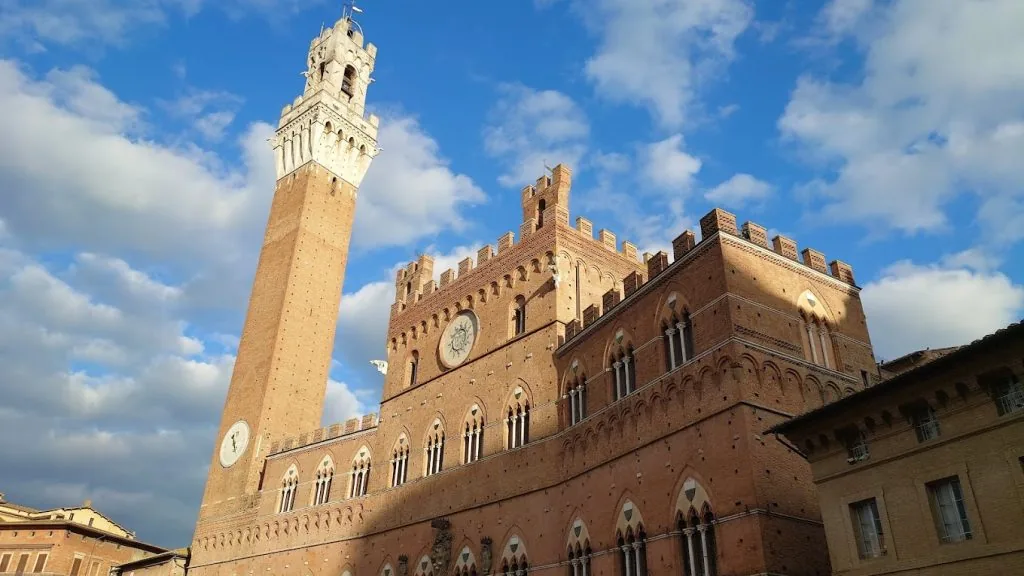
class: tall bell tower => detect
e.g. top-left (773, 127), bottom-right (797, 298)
top-left (195, 10), bottom-right (379, 521)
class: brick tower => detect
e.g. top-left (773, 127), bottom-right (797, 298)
top-left (195, 12), bottom-right (379, 523)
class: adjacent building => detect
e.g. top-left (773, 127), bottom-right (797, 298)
top-left (767, 321), bottom-right (1024, 575)
top-left (0, 495), bottom-right (167, 576)
top-left (188, 9), bottom-right (882, 576)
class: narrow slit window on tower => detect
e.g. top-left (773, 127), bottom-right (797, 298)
top-left (409, 351), bottom-right (419, 387)
top-left (537, 199), bottom-right (546, 228)
top-left (512, 296), bottom-right (527, 336)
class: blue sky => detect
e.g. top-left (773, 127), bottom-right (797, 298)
top-left (0, 0), bottom-right (1022, 548)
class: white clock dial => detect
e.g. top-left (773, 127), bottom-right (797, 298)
top-left (219, 420), bottom-right (251, 468)
top-left (439, 311), bottom-right (479, 368)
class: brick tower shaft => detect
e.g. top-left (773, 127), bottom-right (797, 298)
top-left (196, 13), bottom-right (380, 521)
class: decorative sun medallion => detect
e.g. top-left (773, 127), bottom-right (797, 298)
top-left (439, 310), bottom-right (479, 368)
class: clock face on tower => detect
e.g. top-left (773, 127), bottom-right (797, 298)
top-left (439, 311), bottom-right (480, 368)
top-left (219, 420), bottom-right (251, 468)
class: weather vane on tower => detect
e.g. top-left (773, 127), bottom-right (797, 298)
top-left (342, 0), bottom-right (365, 20)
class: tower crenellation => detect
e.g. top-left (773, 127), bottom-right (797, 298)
top-left (273, 15), bottom-right (380, 186)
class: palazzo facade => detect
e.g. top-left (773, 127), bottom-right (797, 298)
top-left (188, 12), bottom-right (880, 576)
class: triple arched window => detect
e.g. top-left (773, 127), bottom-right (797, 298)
top-left (567, 541), bottom-right (591, 576)
top-left (567, 375), bottom-right (587, 425)
top-left (617, 526), bottom-right (648, 576)
top-left (664, 311), bottom-right (694, 371)
top-left (391, 437), bottom-right (409, 487)
top-left (610, 347), bottom-right (636, 401)
top-left (278, 466), bottom-right (298, 513)
top-left (425, 427), bottom-right (445, 476)
top-left (801, 314), bottom-right (833, 369)
top-left (679, 508), bottom-right (718, 576)
top-left (507, 401), bottom-right (531, 449)
top-left (464, 413), bottom-right (485, 464)
top-left (349, 450), bottom-right (371, 498)
top-left (312, 458), bottom-right (333, 506)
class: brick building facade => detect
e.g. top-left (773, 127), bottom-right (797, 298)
top-left (188, 11), bottom-right (880, 576)
top-left (0, 495), bottom-right (167, 576)
top-left (768, 322), bottom-right (1024, 575)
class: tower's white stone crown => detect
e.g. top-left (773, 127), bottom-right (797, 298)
top-left (272, 16), bottom-right (379, 186)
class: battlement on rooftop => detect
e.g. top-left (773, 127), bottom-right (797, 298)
top-left (390, 163), bottom-right (644, 322)
top-left (561, 207), bottom-right (858, 343)
top-left (267, 413), bottom-right (378, 457)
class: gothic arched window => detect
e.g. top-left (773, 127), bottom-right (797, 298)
top-left (512, 296), bottom-right (527, 336)
top-left (391, 435), bottom-right (409, 487)
top-left (568, 375), bottom-right (587, 426)
top-left (349, 448), bottom-right (371, 498)
top-left (464, 409), bottom-right (485, 464)
top-left (507, 401), bottom-right (530, 449)
top-left (610, 346), bottom-right (636, 401)
top-left (312, 457), bottom-right (334, 506)
top-left (278, 466), bottom-right (298, 513)
top-left (425, 424), bottom-right (445, 476)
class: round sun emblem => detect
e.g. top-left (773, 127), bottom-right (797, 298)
top-left (440, 311), bottom-right (479, 368)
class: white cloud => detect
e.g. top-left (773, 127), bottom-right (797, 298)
top-left (0, 57), bottom-right (466, 548)
top-left (643, 134), bottom-right (702, 190)
top-left (578, 0), bottom-right (754, 128)
top-left (704, 173), bottom-right (774, 208)
top-left (862, 259), bottom-right (1024, 360)
top-left (334, 244), bottom-right (482, 385)
top-left (780, 0), bottom-right (1024, 246)
top-left (0, 0), bottom-right (323, 50)
top-left (354, 117), bottom-right (486, 248)
top-left (160, 88), bottom-right (244, 141)
top-left (483, 83), bottom-right (590, 187)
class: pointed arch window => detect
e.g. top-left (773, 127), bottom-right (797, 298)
top-left (312, 458), bottom-right (334, 506)
top-left (512, 296), bottom-right (527, 336)
top-left (663, 311), bottom-right (694, 371)
top-left (680, 508), bottom-right (718, 576)
top-left (391, 438), bottom-right (409, 487)
top-left (507, 401), bottom-right (530, 449)
top-left (349, 450), bottom-right (371, 498)
top-left (617, 526), bottom-right (648, 576)
top-left (464, 413), bottom-right (485, 464)
top-left (409, 351), bottom-right (419, 387)
top-left (568, 542), bottom-right (591, 576)
top-left (568, 375), bottom-right (587, 425)
top-left (278, 467), bottom-right (298, 513)
top-left (425, 428), bottom-right (445, 476)
top-left (610, 346), bottom-right (636, 401)
top-left (501, 556), bottom-right (528, 576)
top-left (800, 312), bottom-right (834, 369)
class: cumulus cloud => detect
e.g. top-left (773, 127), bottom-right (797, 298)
top-left (0, 57), bottom-right (474, 548)
top-left (334, 244), bottom-right (482, 386)
top-left (642, 134), bottom-right (702, 191)
top-left (862, 259), bottom-right (1024, 360)
top-left (704, 173), bottom-right (774, 208)
top-left (578, 0), bottom-right (754, 128)
top-left (483, 83), bottom-right (590, 187)
top-left (780, 0), bottom-right (1024, 245)
top-left (0, 0), bottom-right (324, 51)
top-left (354, 117), bottom-right (487, 248)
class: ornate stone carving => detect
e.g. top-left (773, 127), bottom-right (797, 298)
top-left (480, 537), bottom-right (493, 575)
top-left (430, 519), bottom-right (452, 575)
